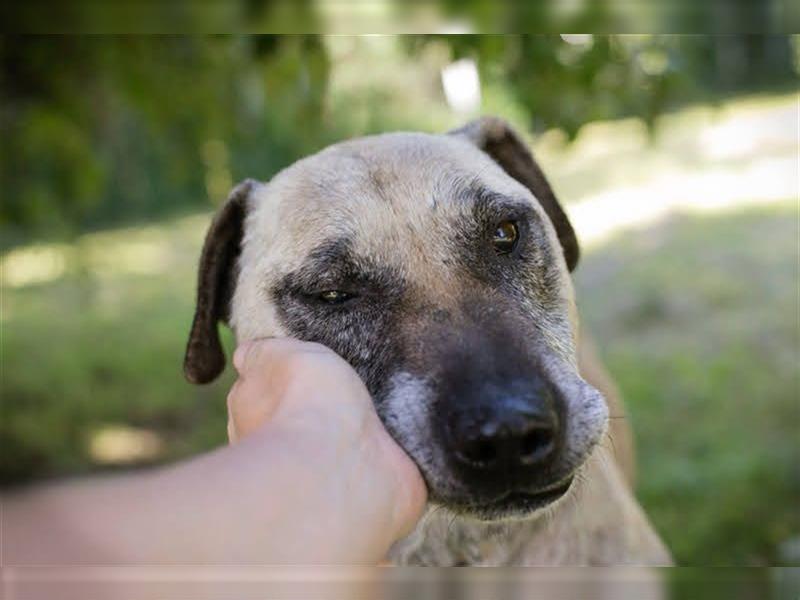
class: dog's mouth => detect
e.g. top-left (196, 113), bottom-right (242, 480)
top-left (464, 476), bottom-right (574, 519)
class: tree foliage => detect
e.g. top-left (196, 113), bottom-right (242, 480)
top-left (1, 30), bottom-right (795, 243)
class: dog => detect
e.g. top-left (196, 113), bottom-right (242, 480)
top-left (183, 117), bottom-right (672, 565)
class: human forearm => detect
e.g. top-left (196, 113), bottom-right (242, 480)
top-left (5, 425), bottom-right (412, 564)
top-left (4, 339), bottom-right (426, 565)
top-left (4, 439), bottom-right (283, 564)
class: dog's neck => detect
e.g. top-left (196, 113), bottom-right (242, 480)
top-left (389, 504), bottom-right (545, 566)
top-left (389, 482), bottom-right (580, 566)
top-left (388, 445), bottom-right (671, 566)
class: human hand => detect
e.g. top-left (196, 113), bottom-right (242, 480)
top-left (226, 338), bottom-right (427, 561)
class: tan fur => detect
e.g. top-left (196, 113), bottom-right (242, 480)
top-left (390, 445), bottom-right (670, 565)
top-left (386, 334), bottom-right (669, 566)
top-left (381, 331), bottom-right (668, 565)
top-left (231, 133), bottom-right (559, 340)
top-left (578, 335), bottom-right (637, 486)
top-left (193, 122), bottom-right (670, 565)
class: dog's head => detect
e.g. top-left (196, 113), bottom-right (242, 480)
top-left (184, 117), bottom-right (607, 520)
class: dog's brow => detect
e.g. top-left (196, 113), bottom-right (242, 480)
top-left (307, 237), bottom-right (352, 263)
top-left (278, 236), bottom-right (397, 292)
top-left (298, 237), bottom-right (356, 280)
top-left (449, 177), bottom-right (529, 213)
top-left (272, 236), bottom-right (406, 304)
top-left (451, 177), bottom-right (491, 205)
top-left (472, 188), bottom-right (533, 218)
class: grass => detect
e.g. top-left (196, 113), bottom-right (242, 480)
top-left (1, 92), bottom-right (798, 565)
top-left (1, 218), bottom-right (237, 481)
top-left (575, 201), bottom-right (799, 565)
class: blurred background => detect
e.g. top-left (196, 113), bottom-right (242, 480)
top-left (1, 11), bottom-right (799, 568)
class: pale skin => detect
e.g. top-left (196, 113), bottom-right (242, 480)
top-left (3, 339), bottom-right (427, 565)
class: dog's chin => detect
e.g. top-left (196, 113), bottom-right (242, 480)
top-left (445, 476), bottom-right (575, 522)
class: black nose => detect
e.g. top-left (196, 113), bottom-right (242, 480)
top-left (448, 391), bottom-right (559, 472)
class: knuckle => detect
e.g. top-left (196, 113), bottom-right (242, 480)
top-left (226, 380), bottom-right (242, 412)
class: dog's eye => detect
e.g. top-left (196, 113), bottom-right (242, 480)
top-left (492, 220), bottom-right (519, 254)
top-left (318, 290), bottom-right (353, 304)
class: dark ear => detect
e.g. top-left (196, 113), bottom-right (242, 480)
top-left (450, 117), bottom-right (580, 271)
top-left (184, 179), bottom-right (258, 384)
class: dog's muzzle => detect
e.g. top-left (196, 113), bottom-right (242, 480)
top-left (438, 373), bottom-right (570, 514)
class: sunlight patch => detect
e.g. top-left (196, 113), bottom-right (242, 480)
top-left (1, 244), bottom-right (69, 287)
top-left (89, 425), bottom-right (164, 465)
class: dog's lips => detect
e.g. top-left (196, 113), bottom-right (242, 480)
top-left (470, 476), bottom-right (574, 517)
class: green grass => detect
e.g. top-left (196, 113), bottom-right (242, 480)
top-left (1, 220), bottom-right (237, 482)
top-left (3, 202), bottom-right (796, 565)
top-left (2, 92), bottom-right (798, 565)
top-left (575, 202), bottom-right (800, 565)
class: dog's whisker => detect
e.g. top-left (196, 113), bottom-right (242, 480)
top-left (604, 432), bottom-right (619, 460)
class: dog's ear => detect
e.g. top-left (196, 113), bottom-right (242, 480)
top-left (450, 117), bottom-right (579, 271)
top-left (184, 179), bottom-right (259, 384)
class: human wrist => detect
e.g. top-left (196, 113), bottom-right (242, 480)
top-left (246, 415), bottom-right (423, 561)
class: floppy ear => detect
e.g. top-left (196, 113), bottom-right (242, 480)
top-left (184, 179), bottom-right (258, 384)
top-left (450, 117), bottom-right (580, 272)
